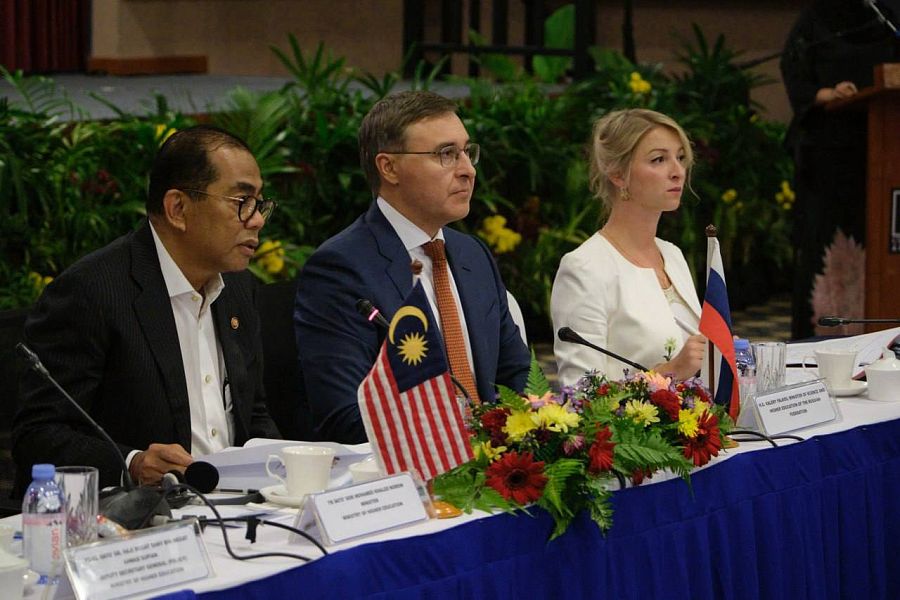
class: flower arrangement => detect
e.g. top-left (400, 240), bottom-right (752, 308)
top-left (432, 357), bottom-right (733, 539)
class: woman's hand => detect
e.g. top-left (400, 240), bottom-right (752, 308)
top-left (655, 334), bottom-right (706, 380)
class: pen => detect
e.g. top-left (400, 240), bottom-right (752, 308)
top-left (674, 316), bottom-right (699, 336)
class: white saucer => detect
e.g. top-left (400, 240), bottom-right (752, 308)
top-left (830, 380), bottom-right (867, 397)
top-left (260, 485), bottom-right (307, 508)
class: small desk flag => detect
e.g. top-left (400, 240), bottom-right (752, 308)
top-left (699, 235), bottom-right (741, 420)
top-left (358, 281), bottom-right (474, 481)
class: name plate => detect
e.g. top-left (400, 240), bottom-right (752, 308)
top-left (295, 472), bottom-right (429, 545)
top-left (753, 379), bottom-right (838, 435)
top-left (65, 520), bottom-right (212, 600)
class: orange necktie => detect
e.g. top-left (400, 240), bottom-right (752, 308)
top-left (423, 240), bottom-right (482, 405)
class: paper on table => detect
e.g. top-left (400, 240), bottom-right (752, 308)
top-left (198, 439), bottom-right (372, 492)
top-left (785, 326), bottom-right (900, 376)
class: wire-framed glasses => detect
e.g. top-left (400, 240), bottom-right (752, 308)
top-left (384, 143), bottom-right (480, 168)
top-left (181, 189), bottom-right (277, 223)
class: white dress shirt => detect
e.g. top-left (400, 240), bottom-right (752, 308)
top-left (551, 233), bottom-right (702, 386)
top-left (149, 223), bottom-right (233, 456)
top-left (376, 197), bottom-right (477, 378)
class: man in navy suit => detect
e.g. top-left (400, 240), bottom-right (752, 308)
top-left (13, 126), bottom-right (280, 489)
top-left (294, 91), bottom-right (530, 444)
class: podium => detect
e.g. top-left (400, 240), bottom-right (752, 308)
top-left (827, 63), bottom-right (900, 329)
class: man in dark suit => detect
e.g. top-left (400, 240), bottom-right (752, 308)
top-left (294, 91), bottom-right (530, 444)
top-left (13, 126), bottom-right (280, 489)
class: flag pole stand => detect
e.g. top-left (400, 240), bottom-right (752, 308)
top-left (427, 480), bottom-right (462, 519)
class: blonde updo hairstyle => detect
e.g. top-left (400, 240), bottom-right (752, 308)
top-left (589, 108), bottom-right (694, 218)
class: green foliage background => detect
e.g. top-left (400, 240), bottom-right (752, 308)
top-left (0, 27), bottom-right (793, 339)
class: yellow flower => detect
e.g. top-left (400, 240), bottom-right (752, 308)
top-left (677, 408), bottom-right (699, 438)
top-left (721, 189), bottom-right (738, 204)
top-left (533, 403), bottom-right (581, 433)
top-left (775, 180), bottom-right (796, 210)
top-left (28, 271), bottom-right (52, 294)
top-left (256, 240), bottom-right (286, 274)
top-left (624, 400), bottom-right (660, 427)
top-left (154, 124), bottom-right (176, 144)
top-left (692, 400), bottom-right (710, 417)
top-left (476, 441), bottom-right (507, 462)
top-left (628, 72), bottom-right (652, 94)
top-left (479, 215), bottom-right (522, 255)
top-left (503, 410), bottom-right (537, 442)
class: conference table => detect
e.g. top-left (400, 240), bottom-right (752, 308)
top-left (170, 375), bottom-right (900, 599)
top-left (15, 374), bottom-right (900, 599)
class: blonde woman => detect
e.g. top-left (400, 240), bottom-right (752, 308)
top-left (552, 109), bottom-right (705, 386)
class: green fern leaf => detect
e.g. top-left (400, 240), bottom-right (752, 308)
top-left (524, 350), bottom-right (551, 397)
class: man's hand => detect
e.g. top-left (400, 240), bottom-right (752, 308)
top-left (815, 80), bottom-right (858, 105)
top-left (129, 443), bottom-right (193, 485)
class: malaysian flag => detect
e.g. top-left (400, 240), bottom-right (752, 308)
top-left (699, 234), bottom-right (741, 420)
top-left (358, 282), bottom-right (474, 482)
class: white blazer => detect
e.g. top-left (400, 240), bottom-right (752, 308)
top-left (551, 233), bottom-right (702, 386)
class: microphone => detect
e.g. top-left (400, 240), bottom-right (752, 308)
top-left (818, 315), bottom-right (900, 327)
top-left (161, 461), bottom-right (220, 494)
top-left (864, 0), bottom-right (900, 36)
top-left (357, 298), bottom-right (475, 402)
top-left (557, 327), bottom-right (649, 372)
top-left (17, 342), bottom-right (135, 490)
top-left (356, 298), bottom-right (389, 329)
top-left (17, 343), bottom-right (173, 530)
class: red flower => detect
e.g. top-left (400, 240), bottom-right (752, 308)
top-left (650, 389), bottom-right (681, 421)
top-left (682, 411), bottom-right (723, 467)
top-left (480, 408), bottom-right (510, 445)
top-left (485, 451), bottom-right (547, 504)
top-left (631, 467), bottom-right (655, 486)
top-left (595, 383), bottom-right (610, 398)
top-left (587, 426), bottom-right (615, 474)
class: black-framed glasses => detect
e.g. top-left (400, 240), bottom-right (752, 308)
top-left (384, 143), bottom-right (480, 168)
top-left (181, 189), bottom-right (277, 223)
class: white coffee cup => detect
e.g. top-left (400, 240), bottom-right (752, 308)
top-left (349, 458), bottom-right (383, 484)
top-left (803, 348), bottom-right (858, 389)
top-left (265, 445), bottom-right (335, 498)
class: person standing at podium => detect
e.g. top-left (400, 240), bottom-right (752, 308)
top-left (781, 0), bottom-right (900, 339)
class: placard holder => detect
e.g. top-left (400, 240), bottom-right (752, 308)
top-left (64, 519), bottom-right (213, 600)
top-left (749, 378), bottom-right (841, 436)
top-left (292, 472), bottom-right (431, 546)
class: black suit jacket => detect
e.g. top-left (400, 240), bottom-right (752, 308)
top-left (12, 222), bottom-right (280, 489)
top-left (294, 202), bottom-right (530, 443)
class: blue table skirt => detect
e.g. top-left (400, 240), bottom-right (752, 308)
top-left (166, 419), bottom-right (900, 599)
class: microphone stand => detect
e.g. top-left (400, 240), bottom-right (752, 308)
top-left (17, 343), bottom-right (172, 529)
top-left (556, 327), bottom-right (649, 372)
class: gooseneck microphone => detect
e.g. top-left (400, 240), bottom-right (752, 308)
top-left (17, 342), bottom-right (191, 529)
top-left (864, 0), bottom-right (900, 36)
top-left (557, 327), bottom-right (649, 372)
top-left (356, 299), bottom-right (390, 329)
top-left (357, 298), bottom-right (475, 402)
top-left (17, 342), bottom-right (135, 490)
top-left (818, 316), bottom-right (900, 327)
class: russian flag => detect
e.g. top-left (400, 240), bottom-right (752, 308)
top-left (698, 236), bottom-right (740, 420)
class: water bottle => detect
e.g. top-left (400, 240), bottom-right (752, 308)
top-left (734, 339), bottom-right (757, 429)
top-left (22, 464), bottom-right (67, 584)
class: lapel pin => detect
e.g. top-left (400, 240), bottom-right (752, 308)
top-left (230, 316), bottom-right (240, 330)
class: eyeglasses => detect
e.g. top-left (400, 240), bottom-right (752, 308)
top-left (384, 143), bottom-right (480, 168)
top-left (181, 189), bottom-right (277, 223)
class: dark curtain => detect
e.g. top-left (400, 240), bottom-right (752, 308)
top-left (0, 0), bottom-right (90, 73)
